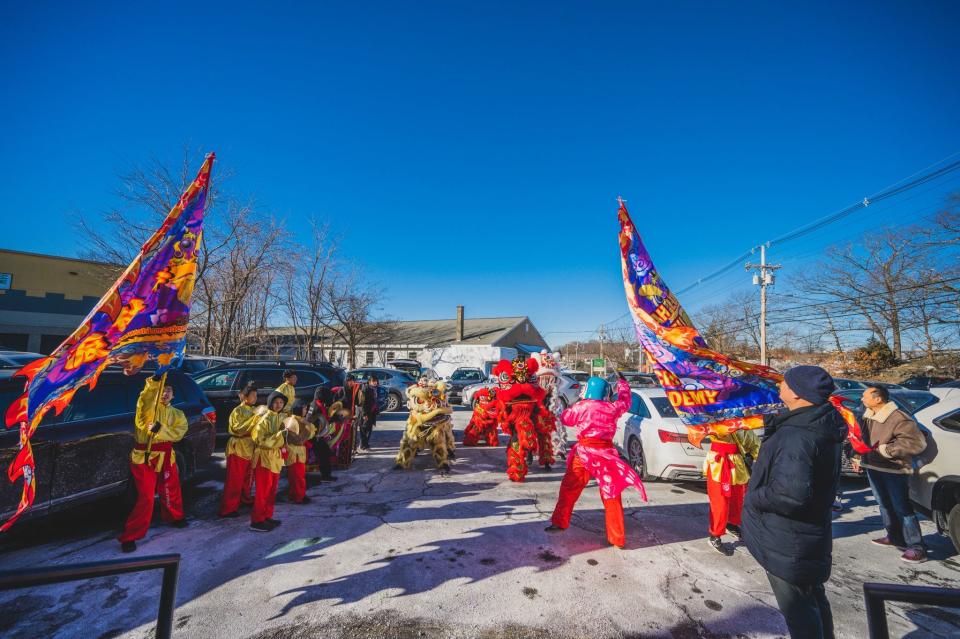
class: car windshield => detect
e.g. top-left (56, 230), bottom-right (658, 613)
top-left (568, 372), bottom-right (589, 383)
top-left (451, 370), bottom-right (482, 381)
top-left (649, 397), bottom-right (678, 418)
top-left (623, 373), bottom-right (657, 387)
top-left (899, 392), bottom-right (939, 413)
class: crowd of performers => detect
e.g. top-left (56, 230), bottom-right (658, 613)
top-left (118, 369), bottom-right (378, 550)
top-left (115, 354), bottom-right (813, 566)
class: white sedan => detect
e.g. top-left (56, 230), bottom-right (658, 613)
top-left (909, 384), bottom-right (960, 552)
top-left (609, 387), bottom-right (708, 482)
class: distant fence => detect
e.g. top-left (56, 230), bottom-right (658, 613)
top-left (863, 582), bottom-right (960, 639)
top-left (0, 553), bottom-right (181, 639)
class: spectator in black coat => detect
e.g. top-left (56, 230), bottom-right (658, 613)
top-left (743, 365), bottom-right (846, 639)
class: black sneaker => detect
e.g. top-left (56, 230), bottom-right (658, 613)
top-left (295, 496), bottom-right (312, 505)
top-left (544, 464), bottom-right (552, 471)
top-left (120, 541), bottom-right (137, 553)
top-left (544, 524), bottom-right (565, 533)
top-left (249, 521), bottom-right (272, 532)
top-left (219, 511), bottom-right (241, 519)
top-left (726, 524), bottom-right (742, 540)
top-left (709, 536), bottom-right (732, 556)
top-left (266, 518), bottom-right (281, 529)
top-left (171, 519), bottom-right (188, 529)
top-left (320, 475), bottom-right (337, 482)
top-left (448, 450), bottom-right (457, 460)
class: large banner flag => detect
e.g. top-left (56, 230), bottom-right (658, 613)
top-left (617, 200), bottom-right (784, 446)
top-left (2, 153), bottom-right (215, 530)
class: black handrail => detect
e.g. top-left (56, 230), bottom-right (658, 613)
top-left (863, 581), bottom-right (960, 639)
top-left (0, 553), bottom-right (181, 639)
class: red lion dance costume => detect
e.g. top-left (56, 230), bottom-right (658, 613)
top-left (463, 388), bottom-right (500, 447)
top-left (493, 356), bottom-right (556, 481)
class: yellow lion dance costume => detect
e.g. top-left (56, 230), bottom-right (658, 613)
top-left (394, 380), bottom-right (454, 473)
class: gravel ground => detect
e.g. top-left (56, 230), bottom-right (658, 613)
top-left (0, 407), bottom-right (958, 639)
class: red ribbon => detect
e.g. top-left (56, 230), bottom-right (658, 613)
top-left (710, 440), bottom-right (739, 497)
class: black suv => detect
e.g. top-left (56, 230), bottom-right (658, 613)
top-left (0, 369), bottom-right (216, 523)
top-left (192, 360), bottom-right (346, 433)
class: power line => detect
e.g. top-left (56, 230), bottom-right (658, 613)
top-left (674, 155), bottom-right (960, 294)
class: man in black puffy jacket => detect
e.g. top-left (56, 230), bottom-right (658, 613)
top-left (743, 365), bottom-right (846, 639)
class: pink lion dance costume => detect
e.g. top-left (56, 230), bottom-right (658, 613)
top-left (546, 376), bottom-right (647, 548)
top-left (493, 356), bottom-right (554, 481)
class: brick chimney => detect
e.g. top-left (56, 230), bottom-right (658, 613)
top-left (456, 305), bottom-right (464, 342)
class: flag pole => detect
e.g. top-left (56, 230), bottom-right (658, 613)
top-left (146, 371), bottom-right (168, 459)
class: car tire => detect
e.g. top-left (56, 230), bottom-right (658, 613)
top-left (386, 392), bottom-right (402, 412)
top-left (948, 503), bottom-right (960, 554)
top-left (627, 435), bottom-right (655, 482)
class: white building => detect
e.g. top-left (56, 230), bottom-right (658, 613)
top-left (262, 307), bottom-right (550, 378)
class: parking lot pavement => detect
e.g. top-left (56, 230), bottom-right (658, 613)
top-left (1, 407), bottom-right (959, 639)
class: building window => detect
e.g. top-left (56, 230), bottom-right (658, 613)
top-left (386, 351), bottom-right (395, 361)
top-left (365, 351), bottom-right (374, 365)
top-left (328, 350), bottom-right (336, 363)
top-left (408, 351), bottom-right (417, 359)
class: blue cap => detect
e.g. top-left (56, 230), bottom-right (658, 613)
top-left (584, 376), bottom-right (609, 401)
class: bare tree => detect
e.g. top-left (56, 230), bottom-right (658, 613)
top-left (320, 269), bottom-right (394, 368)
top-left (74, 150), bottom-right (283, 356)
top-left (280, 221), bottom-right (337, 360)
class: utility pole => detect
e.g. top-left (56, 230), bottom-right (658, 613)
top-left (745, 243), bottom-right (781, 367)
top-left (598, 324), bottom-right (607, 374)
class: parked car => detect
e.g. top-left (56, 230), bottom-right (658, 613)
top-left (192, 360), bottom-right (346, 433)
top-left (900, 375), bottom-right (955, 390)
top-left (0, 350), bottom-right (45, 379)
top-left (832, 388), bottom-right (940, 416)
top-left (347, 367), bottom-right (418, 412)
top-left (386, 358), bottom-right (423, 377)
top-left (864, 380), bottom-right (905, 390)
top-left (833, 377), bottom-right (868, 390)
top-left (463, 379), bottom-right (497, 407)
top-left (555, 373), bottom-right (585, 408)
top-left (909, 386), bottom-right (960, 552)
top-left (444, 367), bottom-right (487, 404)
top-left (178, 355), bottom-right (242, 375)
top-left (611, 387), bottom-right (706, 482)
top-left (0, 368), bottom-right (216, 523)
top-left (831, 388), bottom-right (939, 477)
top-left (607, 371), bottom-right (659, 388)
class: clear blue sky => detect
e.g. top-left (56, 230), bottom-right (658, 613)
top-left (2, 1), bottom-right (959, 346)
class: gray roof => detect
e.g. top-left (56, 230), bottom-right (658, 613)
top-left (266, 316), bottom-right (533, 348)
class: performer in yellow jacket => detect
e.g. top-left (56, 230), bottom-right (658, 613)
top-left (119, 374), bottom-right (188, 552)
top-left (275, 369), bottom-right (297, 415)
top-left (284, 400), bottom-right (317, 504)
top-left (704, 428), bottom-right (760, 555)
top-left (250, 390), bottom-right (292, 532)
top-left (219, 382), bottom-right (259, 517)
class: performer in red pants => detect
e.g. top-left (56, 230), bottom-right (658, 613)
top-left (704, 429), bottom-right (759, 555)
top-left (119, 375), bottom-right (188, 552)
top-left (220, 382), bottom-right (259, 517)
top-left (546, 374), bottom-right (646, 548)
top-left (284, 400), bottom-right (316, 504)
top-left (249, 391), bottom-right (292, 532)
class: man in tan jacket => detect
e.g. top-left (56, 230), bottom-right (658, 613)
top-left (856, 385), bottom-right (928, 563)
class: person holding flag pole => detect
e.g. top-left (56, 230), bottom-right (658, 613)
top-left (119, 371), bottom-right (188, 552)
top-left (1, 153), bottom-right (215, 537)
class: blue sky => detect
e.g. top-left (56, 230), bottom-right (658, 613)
top-left (2, 2), bottom-right (959, 346)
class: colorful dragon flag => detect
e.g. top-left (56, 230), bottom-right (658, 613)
top-left (2, 153), bottom-right (215, 530)
top-left (617, 199), bottom-right (784, 446)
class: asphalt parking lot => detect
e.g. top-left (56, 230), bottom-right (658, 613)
top-left (1, 407), bottom-right (958, 639)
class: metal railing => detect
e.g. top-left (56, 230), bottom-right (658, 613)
top-left (864, 582), bottom-right (960, 639)
top-left (0, 553), bottom-right (181, 639)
